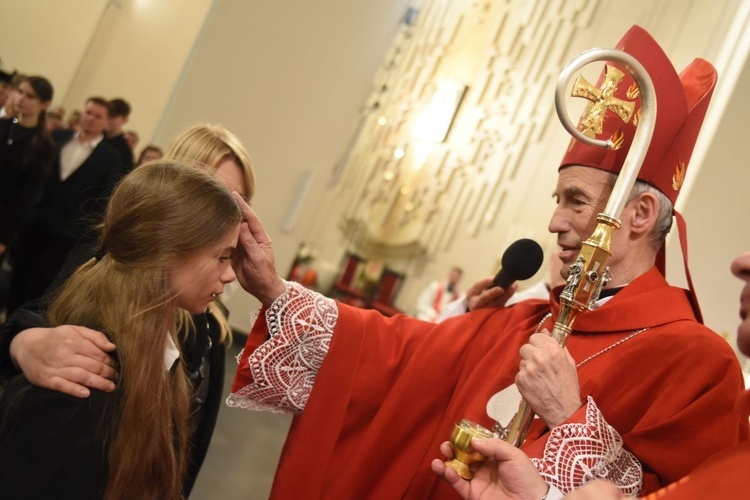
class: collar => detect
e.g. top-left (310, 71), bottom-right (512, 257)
top-left (164, 333), bottom-right (181, 373)
top-left (549, 267), bottom-right (698, 333)
top-left (75, 132), bottom-right (104, 148)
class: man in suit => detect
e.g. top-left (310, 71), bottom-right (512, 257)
top-left (0, 70), bottom-right (14, 115)
top-left (6, 97), bottom-right (122, 314)
top-left (105, 98), bottom-right (134, 174)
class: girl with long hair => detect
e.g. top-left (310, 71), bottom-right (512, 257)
top-left (0, 75), bottom-right (55, 257)
top-left (0, 122), bottom-right (256, 495)
top-left (0, 160), bottom-right (242, 499)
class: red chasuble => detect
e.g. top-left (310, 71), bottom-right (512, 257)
top-left (232, 268), bottom-right (748, 498)
top-left (641, 391), bottom-right (750, 499)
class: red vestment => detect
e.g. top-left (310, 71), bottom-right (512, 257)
top-left (641, 391), bottom-right (750, 500)
top-left (232, 268), bottom-right (748, 498)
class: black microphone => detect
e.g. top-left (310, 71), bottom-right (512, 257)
top-left (491, 238), bottom-right (544, 289)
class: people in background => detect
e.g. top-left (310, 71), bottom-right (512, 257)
top-left (0, 76), bottom-right (57, 320)
top-left (124, 129), bottom-right (139, 151)
top-left (0, 76), bottom-right (56, 259)
top-left (415, 266), bottom-right (463, 321)
top-left (105, 98), bottom-right (134, 174)
top-left (289, 254), bottom-right (319, 290)
top-left (64, 109), bottom-right (81, 131)
top-left (6, 96), bottom-right (122, 314)
top-left (45, 108), bottom-right (64, 133)
top-left (136, 144), bottom-right (163, 167)
top-left (0, 161), bottom-right (242, 499)
top-left (0, 70), bottom-right (13, 111)
top-left (0, 73), bottom-right (28, 119)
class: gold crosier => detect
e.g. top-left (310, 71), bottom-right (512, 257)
top-left (444, 48), bottom-right (657, 478)
top-left (499, 49), bottom-right (656, 446)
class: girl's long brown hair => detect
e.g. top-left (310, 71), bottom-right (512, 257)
top-left (48, 161), bottom-right (241, 499)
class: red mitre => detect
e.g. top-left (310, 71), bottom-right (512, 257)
top-left (559, 25), bottom-right (718, 323)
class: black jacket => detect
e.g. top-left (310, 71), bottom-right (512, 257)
top-left (0, 118), bottom-right (56, 246)
top-left (0, 241), bottom-right (227, 497)
top-left (105, 132), bottom-right (134, 175)
top-left (34, 130), bottom-right (123, 241)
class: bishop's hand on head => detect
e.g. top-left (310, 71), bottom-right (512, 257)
top-left (230, 192), bottom-right (287, 307)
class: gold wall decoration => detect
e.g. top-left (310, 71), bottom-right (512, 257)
top-left (329, 0), bottom-right (601, 264)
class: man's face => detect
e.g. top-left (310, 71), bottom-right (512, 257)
top-left (731, 251), bottom-right (750, 356)
top-left (107, 115), bottom-right (127, 135)
top-left (448, 269), bottom-right (462, 286)
top-left (2, 86), bottom-right (22, 115)
top-left (0, 83), bottom-right (10, 106)
top-left (549, 166), bottom-right (612, 265)
top-left (79, 101), bottom-right (109, 136)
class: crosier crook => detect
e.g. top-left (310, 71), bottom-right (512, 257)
top-left (499, 47), bottom-right (657, 446)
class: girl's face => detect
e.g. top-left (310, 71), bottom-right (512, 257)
top-left (169, 224), bottom-right (241, 313)
top-left (15, 81), bottom-right (48, 118)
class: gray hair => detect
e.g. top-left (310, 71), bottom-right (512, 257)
top-left (607, 174), bottom-right (673, 249)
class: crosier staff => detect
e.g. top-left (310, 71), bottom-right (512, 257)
top-left (499, 48), bottom-right (657, 446)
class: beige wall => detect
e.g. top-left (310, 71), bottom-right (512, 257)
top-left (63, 0), bottom-right (214, 146)
top-left (0, 0), bottom-right (108, 102)
top-left (666, 6), bottom-right (750, 364)
top-left (1, 0), bottom-right (213, 152)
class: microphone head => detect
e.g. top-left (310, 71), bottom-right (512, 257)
top-left (501, 238), bottom-right (544, 281)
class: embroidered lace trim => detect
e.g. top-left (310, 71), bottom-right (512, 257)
top-left (226, 281), bottom-right (338, 414)
top-left (531, 396), bottom-right (643, 496)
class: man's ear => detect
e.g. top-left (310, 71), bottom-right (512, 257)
top-left (627, 192), bottom-right (659, 235)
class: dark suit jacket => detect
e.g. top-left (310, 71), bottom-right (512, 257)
top-left (0, 118), bottom-right (56, 245)
top-left (36, 130), bottom-right (123, 241)
top-left (105, 132), bottom-right (134, 175)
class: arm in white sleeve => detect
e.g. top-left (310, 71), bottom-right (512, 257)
top-left (531, 397), bottom-right (643, 496)
top-left (226, 281), bottom-right (337, 414)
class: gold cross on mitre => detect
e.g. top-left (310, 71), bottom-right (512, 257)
top-left (571, 65), bottom-right (636, 137)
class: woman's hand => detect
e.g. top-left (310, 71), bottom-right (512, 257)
top-left (10, 326), bottom-right (118, 398)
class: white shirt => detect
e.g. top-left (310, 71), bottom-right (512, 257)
top-left (59, 133), bottom-right (104, 180)
top-left (164, 333), bottom-right (180, 372)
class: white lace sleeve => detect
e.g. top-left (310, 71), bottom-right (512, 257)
top-left (531, 396), bottom-right (643, 496)
top-left (226, 281), bottom-right (338, 414)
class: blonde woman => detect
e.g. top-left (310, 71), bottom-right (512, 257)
top-left (0, 123), bottom-right (255, 495)
top-left (0, 161), bottom-right (242, 498)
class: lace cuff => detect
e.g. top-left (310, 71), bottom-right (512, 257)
top-left (226, 281), bottom-right (338, 414)
top-left (531, 396), bottom-right (643, 496)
